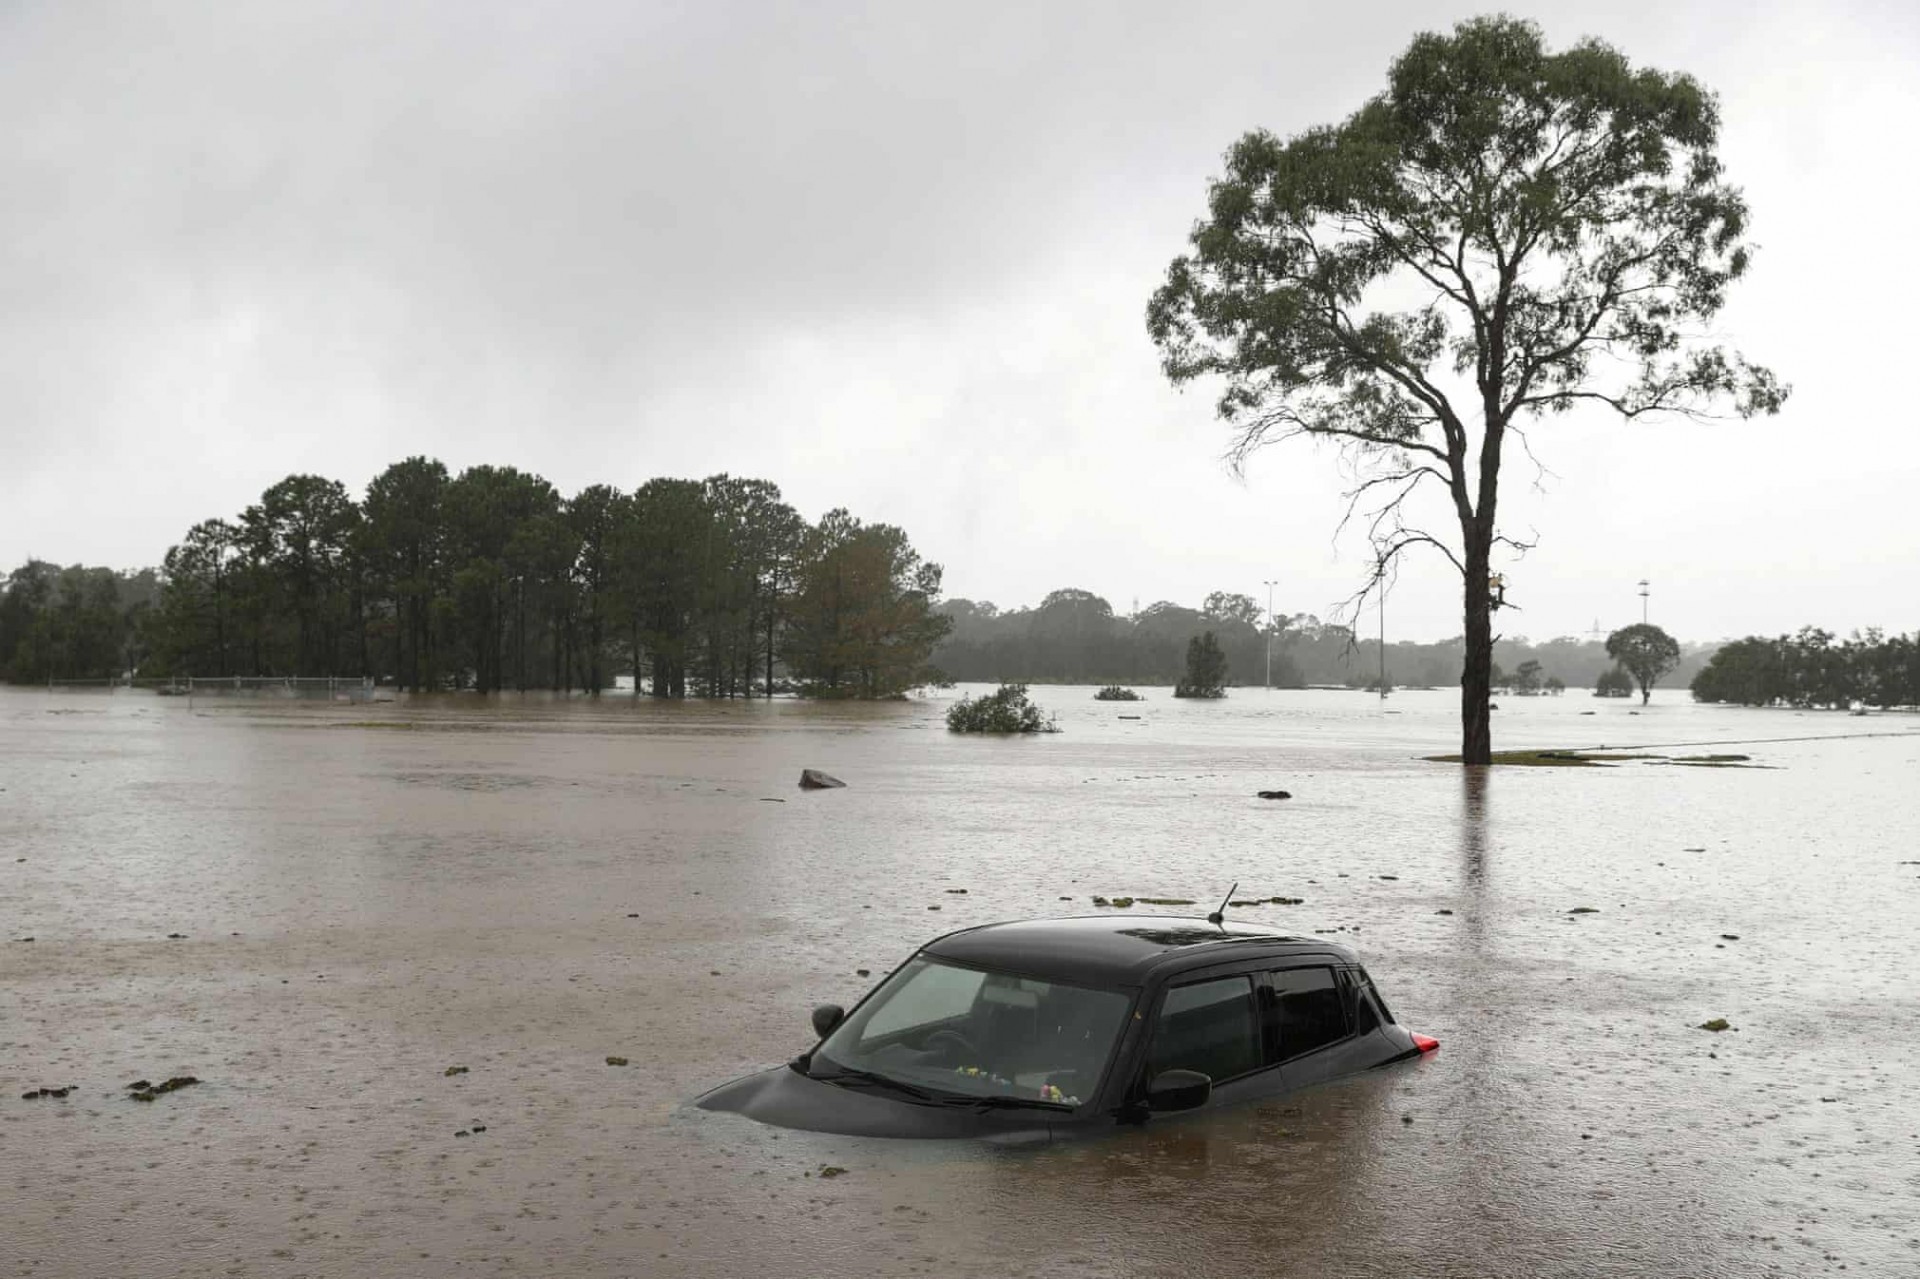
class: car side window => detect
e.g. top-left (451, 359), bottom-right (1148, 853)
top-left (1147, 975), bottom-right (1260, 1083)
top-left (1355, 966), bottom-right (1395, 1025)
top-left (1269, 966), bottom-right (1347, 1058)
top-left (1345, 969), bottom-right (1381, 1034)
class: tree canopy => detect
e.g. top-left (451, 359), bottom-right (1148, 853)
top-left (1605, 623), bottom-right (1681, 703)
top-left (0, 460), bottom-right (946, 698)
top-left (1691, 628), bottom-right (1919, 709)
top-left (1174, 631), bottom-right (1229, 699)
top-left (1147, 15), bottom-right (1784, 762)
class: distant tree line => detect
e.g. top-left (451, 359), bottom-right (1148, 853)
top-left (0, 563), bottom-right (161, 683)
top-left (1, 460), bottom-right (951, 697)
top-left (932, 589), bottom-right (1717, 692)
top-left (1690, 628), bottom-right (1920, 709)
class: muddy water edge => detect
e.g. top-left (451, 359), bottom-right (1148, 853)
top-left (3, 686), bottom-right (1918, 1278)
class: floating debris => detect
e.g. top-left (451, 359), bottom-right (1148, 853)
top-left (1135, 897), bottom-right (1195, 906)
top-left (817, 1165), bottom-right (848, 1179)
top-left (1698, 1018), bottom-right (1732, 1032)
top-left (1721, 933), bottom-right (1740, 941)
top-left (21, 1086), bottom-right (75, 1100)
top-left (444, 1066), bottom-right (469, 1077)
top-left (1270, 897), bottom-right (1304, 906)
top-left (1436, 909), bottom-right (1454, 916)
top-left (129, 1076), bottom-right (199, 1101)
top-left (1256, 790), bottom-right (1292, 800)
top-left (605, 1056), bottom-right (629, 1067)
top-left (798, 769), bottom-right (846, 790)
top-left (1569, 907), bottom-right (1600, 915)
top-left (944, 888), bottom-right (969, 894)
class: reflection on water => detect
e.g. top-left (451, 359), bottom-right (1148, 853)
top-left (3, 685), bottom-right (1918, 1277)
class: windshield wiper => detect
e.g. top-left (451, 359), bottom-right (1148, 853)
top-left (945, 1094), bottom-right (1072, 1113)
top-left (809, 1065), bottom-right (941, 1102)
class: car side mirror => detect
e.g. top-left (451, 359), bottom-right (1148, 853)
top-left (811, 1004), bottom-right (845, 1039)
top-left (1146, 1069), bottom-right (1211, 1113)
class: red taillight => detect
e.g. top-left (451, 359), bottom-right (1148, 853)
top-left (1411, 1032), bottom-right (1440, 1054)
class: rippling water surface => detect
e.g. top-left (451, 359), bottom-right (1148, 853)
top-left (3, 684), bottom-right (1917, 1277)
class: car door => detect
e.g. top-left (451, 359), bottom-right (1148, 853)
top-left (1260, 962), bottom-right (1357, 1088)
top-left (1136, 965), bottom-right (1293, 1113)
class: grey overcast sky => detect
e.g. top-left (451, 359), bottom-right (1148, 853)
top-left (3, 0), bottom-right (1916, 643)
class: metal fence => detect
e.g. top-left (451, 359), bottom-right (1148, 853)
top-left (40, 675), bottom-right (379, 703)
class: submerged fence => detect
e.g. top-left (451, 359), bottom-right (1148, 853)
top-left (39, 675), bottom-right (381, 703)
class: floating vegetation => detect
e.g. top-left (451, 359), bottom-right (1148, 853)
top-left (444, 1065), bottom-right (469, 1077)
top-left (1134, 897), bottom-right (1195, 906)
top-left (605, 1056), bottom-right (629, 1067)
top-left (129, 1076), bottom-right (199, 1101)
top-left (1698, 1018), bottom-right (1731, 1032)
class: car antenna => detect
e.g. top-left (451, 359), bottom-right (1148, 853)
top-left (1206, 882), bottom-right (1238, 926)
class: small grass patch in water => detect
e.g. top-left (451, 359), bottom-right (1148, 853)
top-left (1658, 754), bottom-right (1762, 768)
top-left (1427, 749), bottom-right (1770, 769)
top-left (1424, 749), bottom-right (1660, 767)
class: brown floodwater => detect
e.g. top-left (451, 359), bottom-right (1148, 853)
top-left (3, 684), bottom-right (1917, 1277)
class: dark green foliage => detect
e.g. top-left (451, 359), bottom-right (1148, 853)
top-left (1173, 631), bottom-right (1229, 699)
top-left (1691, 628), bottom-right (1919, 709)
top-left (8, 462), bottom-right (944, 700)
top-left (1093, 685), bottom-right (1142, 701)
top-left (782, 509), bottom-right (953, 698)
top-left (1605, 624), bottom-right (1682, 704)
top-left (946, 683), bottom-right (1057, 733)
top-left (1595, 665), bottom-right (1637, 698)
top-left (0, 561), bottom-right (158, 681)
top-left (1147, 15), bottom-right (1784, 763)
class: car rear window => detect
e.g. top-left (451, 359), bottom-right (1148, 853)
top-left (1148, 975), bottom-right (1260, 1083)
top-left (1269, 966), bottom-right (1347, 1058)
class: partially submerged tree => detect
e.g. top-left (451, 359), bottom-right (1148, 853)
top-left (1606, 623), bottom-right (1680, 704)
top-left (1595, 664), bottom-right (1636, 697)
top-left (947, 683), bottom-right (1058, 733)
top-left (1174, 631), bottom-right (1229, 698)
top-left (1148, 15), bottom-right (1784, 762)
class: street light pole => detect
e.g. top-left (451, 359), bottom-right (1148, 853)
top-left (1262, 580), bottom-right (1278, 688)
top-left (1638, 579), bottom-right (1650, 626)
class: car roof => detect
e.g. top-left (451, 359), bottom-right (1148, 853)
top-left (920, 915), bottom-right (1355, 987)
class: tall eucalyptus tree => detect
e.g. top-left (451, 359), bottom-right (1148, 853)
top-left (1148, 16), bottom-right (1785, 762)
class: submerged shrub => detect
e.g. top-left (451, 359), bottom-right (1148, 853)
top-left (1093, 685), bottom-right (1142, 701)
top-left (946, 683), bottom-right (1059, 733)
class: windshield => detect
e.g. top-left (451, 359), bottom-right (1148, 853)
top-left (811, 957), bottom-right (1132, 1108)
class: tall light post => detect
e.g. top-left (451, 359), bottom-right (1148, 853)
top-left (1638, 579), bottom-right (1650, 626)
top-left (1262, 579), bottom-right (1279, 688)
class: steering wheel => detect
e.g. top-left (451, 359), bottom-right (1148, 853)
top-left (922, 1028), bottom-right (977, 1059)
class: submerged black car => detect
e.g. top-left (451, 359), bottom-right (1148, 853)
top-left (696, 915), bottom-right (1439, 1141)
